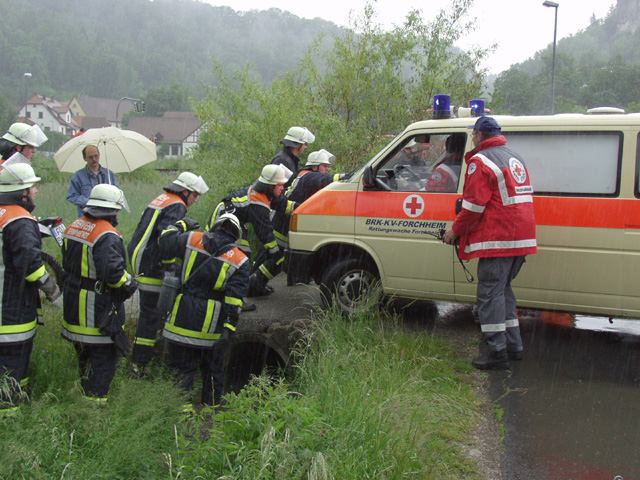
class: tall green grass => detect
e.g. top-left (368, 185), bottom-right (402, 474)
top-left (172, 303), bottom-right (484, 479)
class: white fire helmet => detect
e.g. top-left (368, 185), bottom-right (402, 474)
top-left (258, 164), bottom-right (293, 185)
top-left (172, 172), bottom-right (209, 194)
top-left (305, 149), bottom-right (335, 167)
top-left (86, 184), bottom-right (130, 212)
top-left (0, 161), bottom-right (41, 192)
top-left (2, 123), bottom-right (48, 147)
top-left (212, 212), bottom-right (242, 241)
top-left (281, 126), bottom-right (315, 147)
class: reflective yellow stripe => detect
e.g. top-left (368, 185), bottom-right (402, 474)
top-left (264, 240), bottom-right (277, 250)
top-left (274, 230), bottom-right (288, 243)
top-left (275, 256), bottom-right (284, 266)
top-left (213, 264), bottom-right (229, 290)
top-left (131, 210), bottom-right (161, 271)
top-left (285, 200), bottom-right (295, 215)
top-left (0, 406), bottom-right (20, 417)
top-left (25, 264), bottom-right (45, 282)
top-left (202, 299), bottom-right (215, 334)
top-left (0, 320), bottom-right (37, 334)
top-left (85, 396), bottom-right (108, 406)
top-left (184, 251), bottom-right (198, 280)
top-left (164, 322), bottom-right (220, 340)
top-left (259, 264), bottom-right (274, 280)
top-left (81, 244), bottom-right (89, 277)
top-left (168, 294), bottom-right (182, 326)
top-left (79, 289), bottom-right (87, 327)
top-left (134, 337), bottom-right (155, 346)
top-left (225, 296), bottom-right (242, 307)
top-left (205, 203), bottom-right (224, 232)
top-left (62, 320), bottom-right (101, 336)
top-left (136, 276), bottom-right (163, 286)
top-left (108, 271), bottom-right (128, 288)
top-left (19, 377), bottom-right (28, 387)
top-left (223, 322), bottom-right (236, 332)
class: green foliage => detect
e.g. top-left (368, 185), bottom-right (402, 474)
top-left (195, 0), bottom-right (491, 179)
top-left (169, 304), bottom-right (482, 479)
top-left (39, 130), bottom-right (68, 155)
top-left (0, 94), bottom-right (16, 134)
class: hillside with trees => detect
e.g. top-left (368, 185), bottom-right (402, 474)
top-left (0, 0), bottom-right (340, 106)
top-left (493, 0), bottom-right (640, 114)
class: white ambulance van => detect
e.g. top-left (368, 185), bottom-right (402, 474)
top-left (286, 107), bottom-right (640, 316)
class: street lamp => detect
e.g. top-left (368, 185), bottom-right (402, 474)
top-left (543, 1), bottom-right (559, 114)
top-left (24, 73), bottom-right (32, 119)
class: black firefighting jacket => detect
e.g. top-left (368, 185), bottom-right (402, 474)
top-left (62, 216), bottom-right (128, 345)
top-left (127, 192), bottom-right (187, 292)
top-left (158, 228), bottom-right (249, 348)
top-left (0, 204), bottom-right (47, 344)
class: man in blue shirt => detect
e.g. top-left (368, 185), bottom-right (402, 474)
top-left (66, 145), bottom-right (119, 217)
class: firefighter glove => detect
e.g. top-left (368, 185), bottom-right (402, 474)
top-left (112, 329), bottom-right (132, 358)
top-left (174, 218), bottom-right (200, 233)
top-left (40, 276), bottom-right (62, 302)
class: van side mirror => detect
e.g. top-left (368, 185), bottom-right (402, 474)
top-left (455, 197), bottom-right (462, 215)
top-left (363, 165), bottom-right (375, 188)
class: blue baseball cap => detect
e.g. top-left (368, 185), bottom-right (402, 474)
top-left (468, 116), bottom-right (501, 133)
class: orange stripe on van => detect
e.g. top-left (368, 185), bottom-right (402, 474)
top-left (534, 197), bottom-right (640, 229)
top-left (294, 189), bottom-right (640, 230)
top-left (293, 190), bottom-right (358, 216)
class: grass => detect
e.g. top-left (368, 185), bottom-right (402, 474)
top-left (0, 156), bottom-right (491, 479)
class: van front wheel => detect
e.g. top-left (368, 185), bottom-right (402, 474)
top-left (320, 258), bottom-right (379, 315)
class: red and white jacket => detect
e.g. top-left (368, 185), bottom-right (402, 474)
top-left (452, 136), bottom-right (537, 260)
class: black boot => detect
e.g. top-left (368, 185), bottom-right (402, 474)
top-left (241, 299), bottom-right (256, 312)
top-left (472, 349), bottom-right (510, 370)
top-left (247, 275), bottom-right (272, 298)
top-left (507, 350), bottom-right (523, 361)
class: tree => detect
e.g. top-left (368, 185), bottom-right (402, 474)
top-left (142, 79), bottom-right (193, 116)
top-left (194, 0), bottom-right (491, 186)
top-left (0, 95), bottom-right (17, 134)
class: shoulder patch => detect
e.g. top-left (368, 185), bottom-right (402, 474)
top-left (467, 163), bottom-right (477, 175)
top-left (509, 158), bottom-right (527, 184)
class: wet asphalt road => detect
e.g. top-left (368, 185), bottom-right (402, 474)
top-left (490, 313), bottom-right (640, 480)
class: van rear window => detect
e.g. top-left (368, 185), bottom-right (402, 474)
top-left (503, 131), bottom-right (621, 197)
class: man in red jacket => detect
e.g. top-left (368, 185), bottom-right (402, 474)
top-left (444, 116), bottom-right (537, 370)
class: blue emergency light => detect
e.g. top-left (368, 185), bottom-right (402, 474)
top-left (470, 99), bottom-right (485, 117)
top-left (433, 94), bottom-right (451, 119)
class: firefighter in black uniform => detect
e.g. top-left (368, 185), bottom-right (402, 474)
top-left (159, 213), bottom-right (249, 411)
top-left (206, 164), bottom-right (293, 311)
top-left (0, 162), bottom-right (60, 418)
top-left (126, 172), bottom-right (208, 377)
top-left (62, 184), bottom-right (136, 406)
top-left (249, 149), bottom-right (348, 296)
top-left (270, 126), bottom-right (315, 181)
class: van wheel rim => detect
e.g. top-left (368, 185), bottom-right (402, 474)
top-left (336, 270), bottom-right (375, 311)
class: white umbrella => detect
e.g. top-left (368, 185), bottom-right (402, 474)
top-left (54, 126), bottom-right (157, 173)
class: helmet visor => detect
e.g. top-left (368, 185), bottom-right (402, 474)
top-left (90, 189), bottom-right (130, 212)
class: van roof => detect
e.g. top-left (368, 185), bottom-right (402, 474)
top-left (407, 112), bottom-right (640, 132)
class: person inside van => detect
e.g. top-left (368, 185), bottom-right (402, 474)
top-left (424, 133), bottom-right (465, 192)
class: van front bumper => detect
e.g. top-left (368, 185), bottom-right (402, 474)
top-left (286, 249), bottom-right (313, 286)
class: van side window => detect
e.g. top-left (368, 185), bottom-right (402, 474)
top-left (503, 131), bottom-right (622, 197)
top-left (375, 133), bottom-right (466, 193)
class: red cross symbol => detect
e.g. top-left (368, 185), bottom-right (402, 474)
top-left (514, 162), bottom-right (524, 177)
top-left (405, 196), bottom-right (423, 215)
